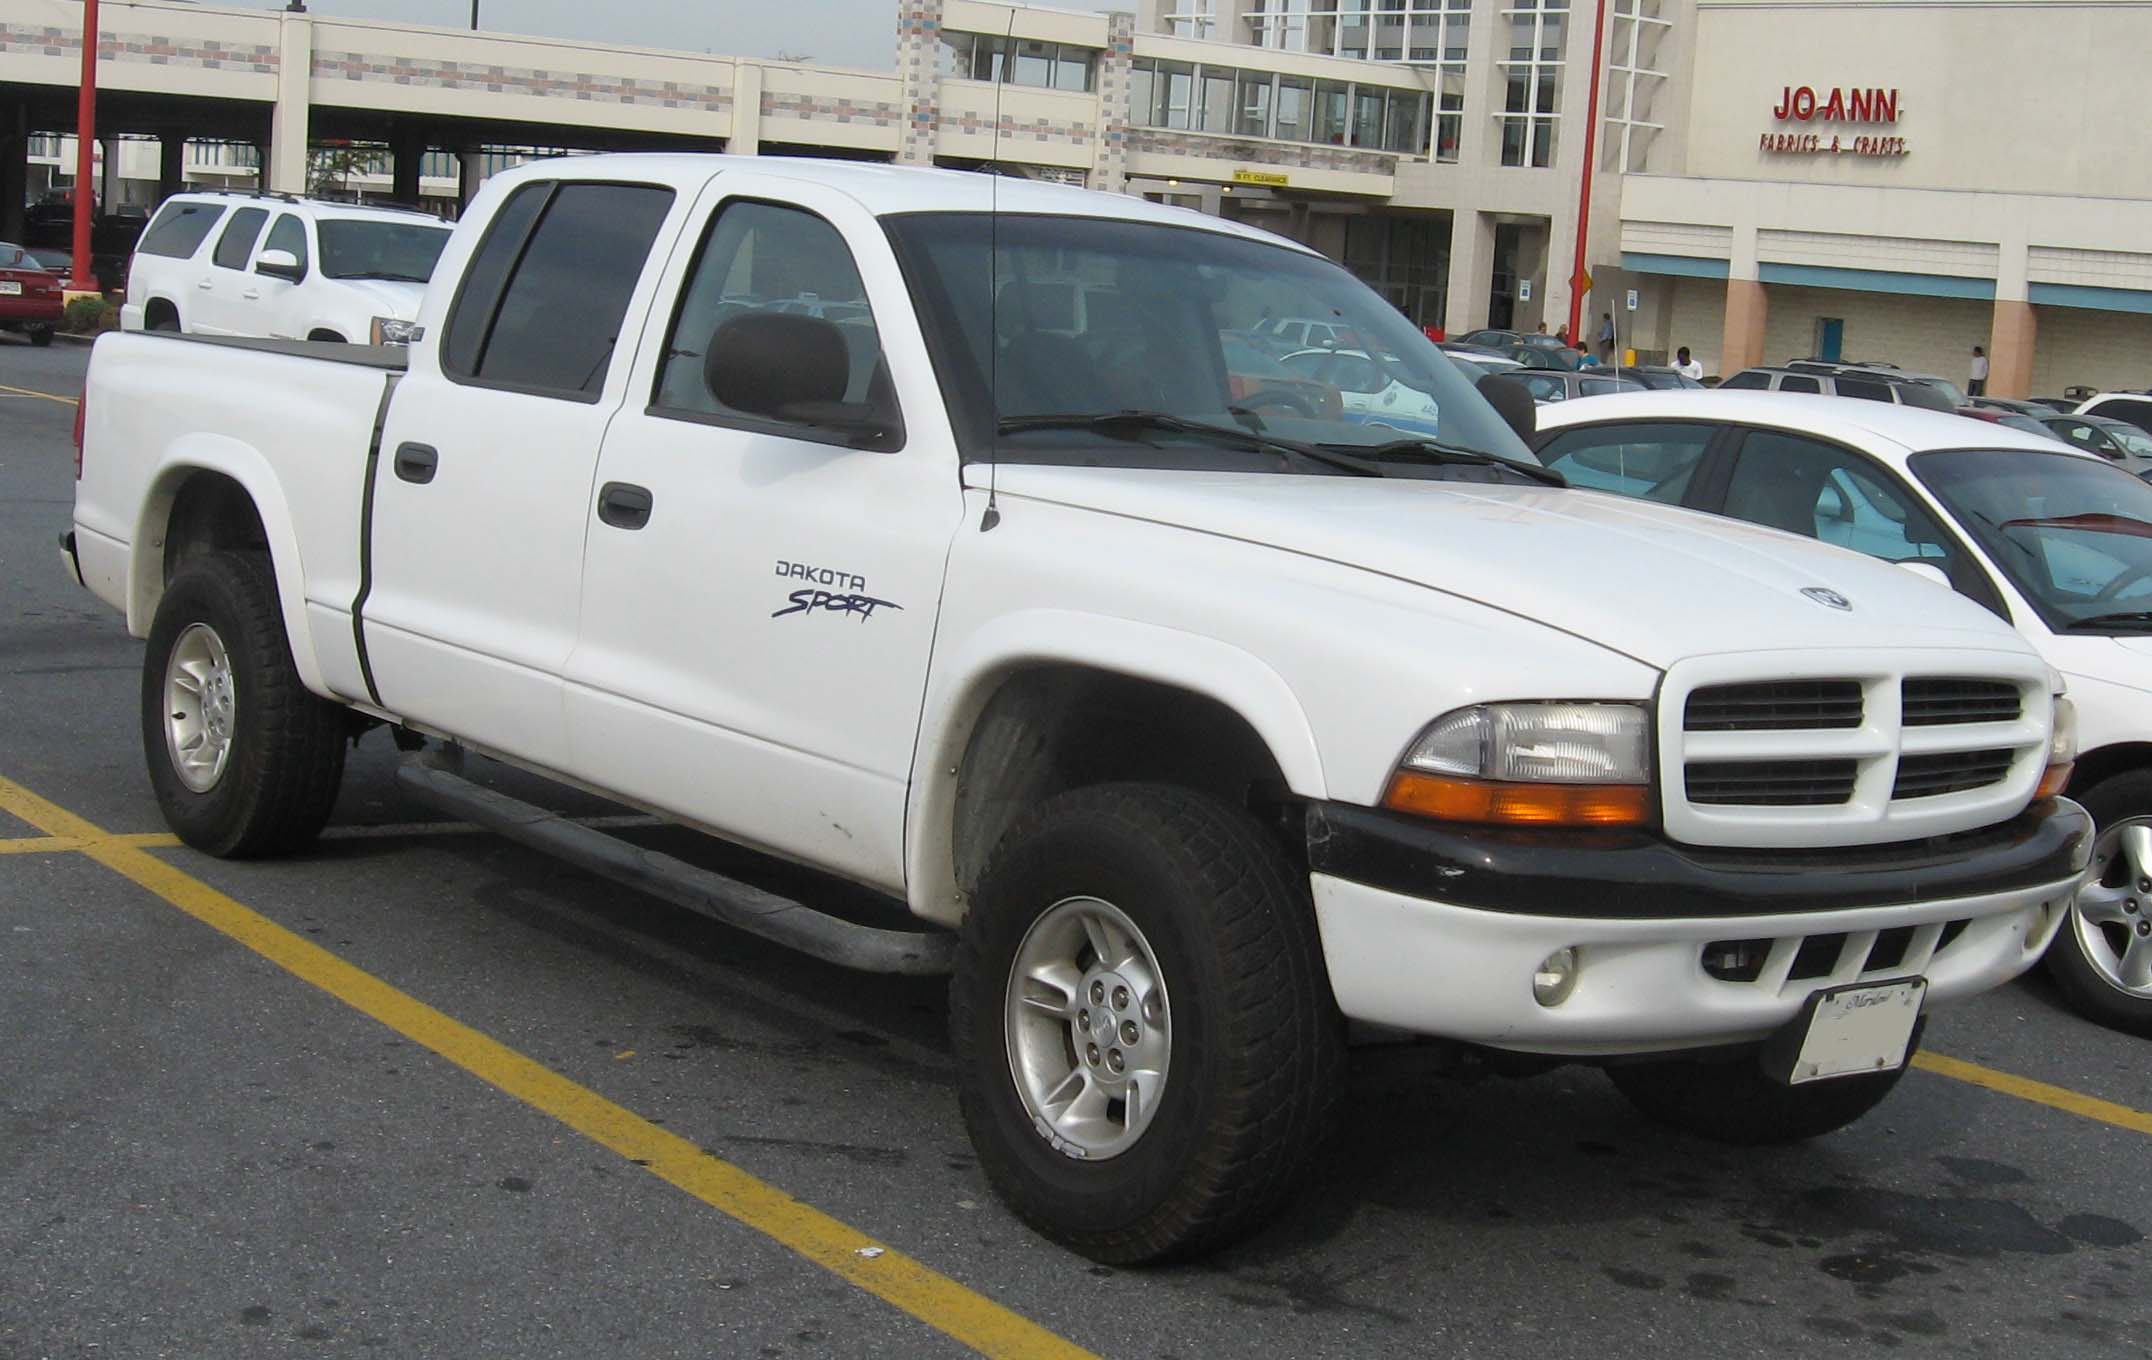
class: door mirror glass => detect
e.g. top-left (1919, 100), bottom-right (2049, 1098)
top-left (255, 248), bottom-right (304, 280)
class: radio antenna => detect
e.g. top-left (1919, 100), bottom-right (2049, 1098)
top-left (980, 10), bottom-right (1017, 532)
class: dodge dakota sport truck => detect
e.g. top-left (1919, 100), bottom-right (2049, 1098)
top-left (69, 155), bottom-right (2091, 1263)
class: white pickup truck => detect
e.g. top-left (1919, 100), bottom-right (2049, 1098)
top-left (68, 155), bottom-right (2091, 1264)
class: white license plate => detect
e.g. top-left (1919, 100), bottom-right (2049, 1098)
top-left (0, 281), bottom-right (20, 295)
top-left (1783, 978), bottom-right (1925, 1084)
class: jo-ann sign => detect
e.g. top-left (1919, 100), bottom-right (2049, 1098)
top-left (1761, 84), bottom-right (1908, 157)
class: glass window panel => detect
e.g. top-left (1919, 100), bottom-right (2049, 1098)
top-left (211, 207), bottom-right (269, 271)
top-left (969, 35), bottom-right (1006, 82)
top-left (1053, 46), bottom-right (1095, 92)
top-left (1161, 62), bottom-right (1195, 129)
top-left (1130, 61), bottom-right (1157, 126)
top-left (1012, 39), bottom-right (1054, 88)
top-left (938, 33), bottom-right (973, 78)
top-left (1313, 79), bottom-right (1350, 144)
top-left (1275, 76), bottom-right (1313, 141)
top-left (1200, 68), bottom-right (1237, 132)
top-left (1236, 72), bottom-right (1275, 137)
top-left (1351, 88), bottom-right (1387, 147)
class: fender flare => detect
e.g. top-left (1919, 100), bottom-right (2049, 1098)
top-left (130, 435), bottom-right (330, 697)
top-left (903, 608), bottom-right (1327, 925)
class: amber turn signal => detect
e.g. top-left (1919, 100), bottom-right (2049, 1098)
top-left (1383, 771), bottom-right (1651, 827)
top-left (2035, 761), bottom-right (2074, 801)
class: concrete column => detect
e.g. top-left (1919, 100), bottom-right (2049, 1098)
top-left (1090, 11), bottom-right (1135, 194)
top-left (894, 0), bottom-right (945, 167)
top-left (390, 128), bottom-right (424, 203)
top-left (459, 150), bottom-right (484, 210)
top-left (1444, 208), bottom-right (1496, 336)
top-left (1988, 301), bottom-right (2037, 400)
top-left (729, 64), bottom-right (763, 156)
top-left (0, 103), bottom-right (26, 242)
top-left (267, 11), bottom-right (313, 194)
top-left (158, 132), bottom-right (185, 200)
top-left (100, 135), bottom-right (121, 205)
top-left (1721, 278), bottom-right (1768, 375)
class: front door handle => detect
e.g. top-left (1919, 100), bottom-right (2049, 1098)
top-left (597, 481), bottom-right (653, 530)
top-left (242, 289), bottom-right (260, 300)
top-left (393, 442), bottom-right (439, 484)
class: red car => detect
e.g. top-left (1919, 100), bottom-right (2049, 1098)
top-left (0, 242), bottom-right (66, 347)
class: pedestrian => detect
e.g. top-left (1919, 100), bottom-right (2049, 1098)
top-left (1597, 311), bottom-right (1615, 360)
top-left (1555, 324), bottom-right (1570, 347)
top-left (1675, 346), bottom-right (1703, 381)
top-left (1968, 345), bottom-right (1989, 397)
top-left (1536, 322), bottom-right (1548, 335)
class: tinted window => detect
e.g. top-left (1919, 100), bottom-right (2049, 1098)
top-left (445, 181), bottom-right (674, 399)
top-left (318, 220), bottom-right (450, 282)
top-left (1891, 381), bottom-right (1956, 412)
top-left (1777, 374), bottom-right (1822, 394)
top-left (1724, 432), bottom-right (1957, 572)
top-left (2087, 398), bottom-right (2152, 438)
top-left (263, 214), bottom-right (308, 273)
top-left (1834, 377), bottom-right (1892, 402)
top-left (654, 199), bottom-right (899, 449)
top-left (442, 183), bottom-right (550, 377)
top-left (1717, 370), bottom-right (1769, 390)
top-left (1538, 422), bottom-right (1712, 503)
top-left (1521, 373), bottom-right (1568, 403)
top-left (211, 208), bottom-right (269, 270)
top-left (137, 200), bottom-right (227, 259)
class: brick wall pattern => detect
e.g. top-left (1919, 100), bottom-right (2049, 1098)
top-left (2, 24), bottom-right (276, 73)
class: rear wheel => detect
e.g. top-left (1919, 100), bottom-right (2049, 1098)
top-left (141, 551), bottom-right (346, 857)
top-left (27, 325), bottom-right (53, 348)
top-left (1606, 1044), bottom-right (1911, 1145)
top-left (950, 783), bottom-right (1344, 1264)
top-left (2045, 771), bottom-right (2152, 1035)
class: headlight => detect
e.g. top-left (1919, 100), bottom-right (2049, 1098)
top-left (370, 316), bottom-right (425, 346)
top-left (2036, 694), bottom-right (2076, 800)
top-left (1383, 702), bottom-right (1652, 827)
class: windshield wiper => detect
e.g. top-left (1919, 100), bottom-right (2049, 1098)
top-left (997, 410), bottom-right (1383, 478)
top-left (1315, 436), bottom-right (1566, 487)
top-left (2063, 611), bottom-right (2152, 632)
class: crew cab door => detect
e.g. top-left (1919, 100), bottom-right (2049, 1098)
top-left (250, 212), bottom-right (312, 338)
top-left (360, 175), bottom-right (688, 771)
top-left (560, 174), bottom-right (965, 890)
top-left (192, 206), bottom-right (269, 336)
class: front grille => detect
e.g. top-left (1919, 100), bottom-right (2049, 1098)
top-left (1700, 918), bottom-right (1975, 992)
top-left (1686, 759), bottom-right (1858, 807)
top-left (1902, 677), bottom-right (2021, 727)
top-left (1892, 748), bottom-right (2015, 800)
top-left (1685, 680), bottom-right (1864, 732)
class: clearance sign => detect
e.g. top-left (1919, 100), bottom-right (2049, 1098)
top-left (1760, 84), bottom-right (1909, 158)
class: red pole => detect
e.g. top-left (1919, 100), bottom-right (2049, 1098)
top-left (1565, 0), bottom-right (1607, 345)
top-left (72, 0), bottom-right (101, 293)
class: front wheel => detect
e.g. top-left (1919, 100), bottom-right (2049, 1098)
top-left (950, 783), bottom-right (1344, 1264)
top-left (141, 551), bottom-right (347, 857)
top-left (2045, 771), bottom-right (2152, 1035)
top-left (1606, 1044), bottom-right (1911, 1145)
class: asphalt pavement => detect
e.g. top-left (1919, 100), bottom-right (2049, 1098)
top-left (2, 335), bottom-right (2147, 1359)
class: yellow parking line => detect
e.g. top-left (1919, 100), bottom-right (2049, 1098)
top-left (0, 831), bottom-right (179, 855)
top-left (0, 774), bottom-right (1093, 1360)
top-left (1913, 1051), bottom-right (2152, 1137)
top-left (0, 382), bottom-right (78, 405)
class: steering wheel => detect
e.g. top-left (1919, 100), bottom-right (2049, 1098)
top-left (2092, 562), bottom-right (2152, 602)
top-left (1237, 388), bottom-right (1319, 419)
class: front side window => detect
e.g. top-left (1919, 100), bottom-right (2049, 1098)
top-left (262, 214), bottom-right (309, 274)
top-left (317, 220), bottom-right (452, 282)
top-left (1538, 421), bottom-right (1710, 502)
top-left (1913, 448), bottom-right (2152, 633)
top-left (442, 180), bottom-right (675, 400)
top-left (1717, 370), bottom-right (1769, 390)
top-left (139, 199), bottom-right (228, 259)
top-left (654, 199), bottom-right (899, 450)
top-left (884, 211), bottom-right (1534, 473)
top-left (1724, 432), bottom-right (1958, 572)
top-left (211, 208), bottom-right (269, 271)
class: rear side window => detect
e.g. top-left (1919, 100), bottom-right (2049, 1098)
top-left (211, 208), bottom-right (269, 270)
top-left (1539, 422), bottom-right (1712, 503)
top-left (137, 200), bottom-right (227, 259)
top-left (1778, 375), bottom-right (1821, 394)
top-left (1834, 377), bottom-right (1892, 402)
top-left (1717, 370), bottom-right (1769, 390)
top-left (442, 180), bottom-right (675, 400)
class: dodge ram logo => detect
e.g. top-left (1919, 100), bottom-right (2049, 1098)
top-left (1801, 587), bottom-right (1853, 611)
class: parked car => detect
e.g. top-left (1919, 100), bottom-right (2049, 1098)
top-left (1968, 395), bottom-right (2067, 417)
top-left (2074, 392), bottom-right (2152, 440)
top-left (1513, 368), bottom-right (1647, 403)
top-left (1719, 365), bottom-right (1958, 411)
top-left (1535, 389), bottom-right (2150, 1033)
top-left (1460, 329), bottom-right (1590, 369)
top-left (1784, 360), bottom-right (1969, 410)
top-left (1958, 405), bottom-right (2067, 439)
top-left (1246, 314), bottom-right (1362, 353)
top-left (72, 156), bottom-right (2089, 1261)
top-left (0, 241), bottom-right (65, 346)
top-left (121, 191), bottom-right (452, 343)
top-left (2040, 411), bottom-right (2152, 478)
top-left (1278, 346), bottom-right (1442, 434)
top-left (1221, 334), bottom-right (1343, 419)
top-left (1592, 364), bottom-right (1705, 392)
top-left (1437, 343), bottom-right (1525, 381)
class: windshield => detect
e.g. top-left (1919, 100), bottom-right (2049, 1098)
top-left (317, 220), bottom-right (452, 282)
top-left (1911, 448), bottom-right (2152, 631)
top-left (883, 212), bottom-right (1533, 472)
top-left (0, 242), bottom-right (34, 269)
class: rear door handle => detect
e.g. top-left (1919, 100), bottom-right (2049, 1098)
top-left (597, 481), bottom-right (653, 530)
top-left (242, 289), bottom-right (260, 300)
top-left (196, 279), bottom-right (214, 290)
top-left (393, 442), bottom-right (439, 484)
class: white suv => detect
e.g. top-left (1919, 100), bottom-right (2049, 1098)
top-left (121, 192), bottom-right (452, 344)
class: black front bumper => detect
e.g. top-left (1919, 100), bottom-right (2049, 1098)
top-left (1306, 797), bottom-right (2093, 919)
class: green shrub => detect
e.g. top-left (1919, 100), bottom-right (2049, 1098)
top-left (62, 296), bottom-right (118, 334)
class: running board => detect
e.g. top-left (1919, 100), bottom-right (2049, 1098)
top-left (394, 753), bottom-right (954, 976)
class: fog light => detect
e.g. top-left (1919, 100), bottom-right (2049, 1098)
top-left (1533, 947), bottom-right (1579, 1007)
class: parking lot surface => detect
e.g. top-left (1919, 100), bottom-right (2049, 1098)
top-left (4, 337), bottom-right (2148, 1359)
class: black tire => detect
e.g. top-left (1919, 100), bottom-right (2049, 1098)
top-left (148, 311), bottom-right (180, 334)
top-left (950, 782), bottom-right (1344, 1264)
top-left (1605, 1045), bottom-right (1909, 1145)
top-left (141, 551), bottom-right (346, 857)
top-left (27, 326), bottom-right (53, 348)
top-left (2044, 770), bottom-right (2152, 1035)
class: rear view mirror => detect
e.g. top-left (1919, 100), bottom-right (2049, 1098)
top-left (1477, 373), bottom-right (1536, 442)
top-left (255, 248), bottom-right (304, 281)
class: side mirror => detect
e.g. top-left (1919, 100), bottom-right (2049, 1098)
top-left (255, 249), bottom-right (304, 281)
top-left (1897, 561), bottom-right (1951, 589)
top-left (1477, 372), bottom-right (1536, 442)
top-left (705, 311), bottom-right (897, 449)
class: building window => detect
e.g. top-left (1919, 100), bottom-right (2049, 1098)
top-left (1604, 0), bottom-right (1671, 172)
top-left (1498, 0), bottom-right (1566, 167)
top-left (1163, 0), bottom-right (1218, 40)
top-left (1127, 58), bottom-right (1430, 155)
top-left (1236, 71), bottom-right (1276, 138)
top-left (940, 33), bottom-right (1099, 92)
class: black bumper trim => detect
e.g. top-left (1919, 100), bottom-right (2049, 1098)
top-left (1306, 798), bottom-right (2093, 919)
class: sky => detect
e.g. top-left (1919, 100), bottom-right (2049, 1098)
top-left (222, 1), bottom-right (1114, 71)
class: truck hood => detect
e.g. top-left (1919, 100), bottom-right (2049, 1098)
top-left (984, 465), bottom-right (2033, 670)
top-left (326, 276), bottom-right (427, 319)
